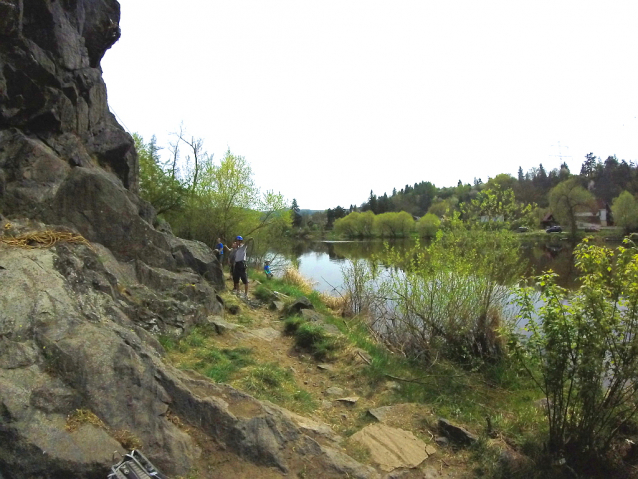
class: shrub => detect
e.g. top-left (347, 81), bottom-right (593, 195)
top-left (513, 238), bottom-right (638, 466)
top-left (416, 213), bottom-right (440, 238)
top-left (355, 227), bottom-right (523, 364)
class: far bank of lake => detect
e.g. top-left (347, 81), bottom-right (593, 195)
top-left (265, 237), bottom-right (590, 294)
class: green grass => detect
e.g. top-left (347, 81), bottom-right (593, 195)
top-left (191, 346), bottom-right (255, 383)
top-left (253, 272), bottom-right (327, 311)
top-left (253, 284), bottom-right (275, 302)
top-left (237, 363), bottom-right (317, 413)
top-left (283, 315), bottom-right (342, 360)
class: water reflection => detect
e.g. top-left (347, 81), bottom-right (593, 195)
top-left (267, 238), bottom-right (591, 293)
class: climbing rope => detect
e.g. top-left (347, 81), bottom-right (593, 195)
top-left (0, 230), bottom-right (93, 250)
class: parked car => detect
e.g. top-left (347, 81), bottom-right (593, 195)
top-left (546, 225), bottom-right (562, 233)
top-left (517, 226), bottom-right (529, 233)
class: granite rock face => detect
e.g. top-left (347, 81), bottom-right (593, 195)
top-left (0, 0), bottom-right (224, 287)
top-left (0, 1), bottom-right (376, 477)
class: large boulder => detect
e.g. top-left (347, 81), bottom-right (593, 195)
top-left (0, 1), bottom-right (376, 476)
top-left (0, 0), bottom-right (224, 290)
top-left (0, 244), bottom-right (376, 477)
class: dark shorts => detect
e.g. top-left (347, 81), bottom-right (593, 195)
top-left (233, 261), bottom-right (248, 284)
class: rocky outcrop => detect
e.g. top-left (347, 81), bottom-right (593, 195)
top-left (0, 240), bottom-right (376, 478)
top-left (0, 1), bottom-right (375, 477)
top-left (0, 0), bottom-right (224, 288)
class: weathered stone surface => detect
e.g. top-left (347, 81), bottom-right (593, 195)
top-left (210, 317), bottom-right (243, 334)
top-left (336, 396), bottom-right (360, 404)
top-left (269, 300), bottom-right (285, 312)
top-left (250, 327), bottom-right (282, 342)
top-left (287, 296), bottom-right (314, 315)
top-left (0, 0), bottom-right (376, 476)
top-left (301, 308), bottom-right (324, 322)
top-left (350, 424), bottom-right (431, 472)
top-left (369, 405), bottom-right (394, 422)
top-left (0, 246), bottom-right (375, 477)
top-left (438, 418), bottom-right (478, 446)
top-left (325, 386), bottom-right (345, 396)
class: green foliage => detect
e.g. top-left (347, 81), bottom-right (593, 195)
top-left (427, 198), bottom-right (457, 218)
top-left (611, 190), bottom-right (638, 233)
top-left (378, 226), bottom-right (523, 363)
top-left (283, 316), bottom-right (341, 360)
top-left (333, 211), bottom-right (375, 237)
top-left (199, 347), bottom-right (254, 383)
top-left (416, 213), bottom-right (440, 238)
top-left (238, 363), bottom-right (317, 413)
top-left (461, 185), bottom-right (536, 230)
top-left (253, 284), bottom-right (275, 302)
top-left (134, 133), bottom-right (185, 215)
top-left (513, 239), bottom-right (638, 464)
top-left (162, 144), bottom-right (290, 249)
top-left (548, 178), bottom-right (595, 237)
top-left (374, 211), bottom-right (415, 237)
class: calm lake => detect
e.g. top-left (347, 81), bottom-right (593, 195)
top-left (266, 237), bottom-right (584, 294)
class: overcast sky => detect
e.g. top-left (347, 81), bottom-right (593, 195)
top-left (102, 1), bottom-right (638, 210)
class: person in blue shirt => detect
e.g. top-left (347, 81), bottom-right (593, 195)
top-left (264, 260), bottom-right (273, 279)
top-left (215, 237), bottom-right (228, 264)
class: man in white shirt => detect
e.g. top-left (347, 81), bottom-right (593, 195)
top-left (232, 235), bottom-right (253, 297)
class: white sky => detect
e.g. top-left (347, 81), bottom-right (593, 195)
top-left (102, 1), bottom-right (638, 210)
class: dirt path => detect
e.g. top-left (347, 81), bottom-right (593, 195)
top-left (162, 279), bottom-right (474, 478)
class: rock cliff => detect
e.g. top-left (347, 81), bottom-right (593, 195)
top-left (0, 1), bottom-right (375, 477)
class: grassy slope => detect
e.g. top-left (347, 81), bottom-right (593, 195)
top-left (159, 270), bottom-right (551, 478)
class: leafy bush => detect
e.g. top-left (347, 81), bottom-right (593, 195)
top-left (344, 226), bottom-right (523, 364)
top-left (513, 238), bottom-right (638, 466)
top-left (416, 213), bottom-right (440, 238)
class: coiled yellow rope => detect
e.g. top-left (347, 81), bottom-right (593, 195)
top-left (0, 230), bottom-right (93, 250)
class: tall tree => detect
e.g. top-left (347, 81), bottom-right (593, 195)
top-left (135, 133), bottom-right (185, 216)
top-left (549, 178), bottom-right (595, 239)
top-left (291, 198), bottom-right (302, 227)
top-left (611, 191), bottom-right (638, 234)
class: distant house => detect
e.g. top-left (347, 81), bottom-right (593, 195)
top-left (541, 212), bottom-right (557, 228)
top-left (543, 200), bottom-right (613, 229)
top-left (596, 199), bottom-right (612, 226)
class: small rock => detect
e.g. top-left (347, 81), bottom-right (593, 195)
top-left (269, 300), bottom-right (285, 312)
top-left (434, 436), bottom-right (449, 447)
top-left (385, 381), bottom-right (400, 391)
top-left (321, 400), bottom-right (333, 409)
top-left (227, 304), bottom-right (240, 315)
top-left (425, 444), bottom-right (437, 456)
top-left (368, 406), bottom-right (393, 422)
top-left (287, 296), bottom-right (314, 315)
top-left (325, 387), bottom-right (345, 396)
top-left (210, 317), bottom-right (241, 334)
top-left (249, 327), bottom-right (281, 342)
top-left (336, 396), bottom-right (359, 404)
top-left (438, 418), bottom-right (478, 446)
top-left (317, 363), bottom-right (334, 371)
top-left (300, 308), bottom-right (324, 322)
top-left (304, 381), bottom-right (308, 385)
top-left (350, 423), bottom-right (429, 472)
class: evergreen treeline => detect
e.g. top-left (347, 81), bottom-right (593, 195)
top-left (303, 153), bottom-right (638, 235)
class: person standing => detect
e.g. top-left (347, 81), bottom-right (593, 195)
top-left (232, 236), bottom-right (253, 297)
top-left (215, 237), bottom-right (228, 264)
top-left (228, 240), bottom-right (238, 281)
